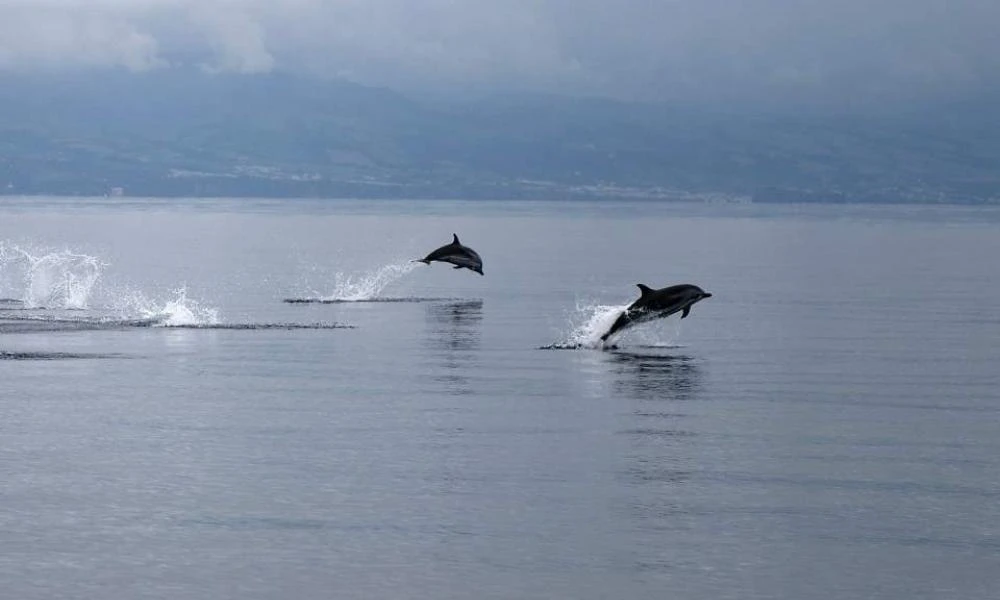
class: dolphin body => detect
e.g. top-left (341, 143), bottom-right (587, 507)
top-left (600, 283), bottom-right (712, 342)
top-left (414, 234), bottom-right (484, 275)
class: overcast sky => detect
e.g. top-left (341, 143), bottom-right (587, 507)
top-left (1, 0), bottom-right (998, 107)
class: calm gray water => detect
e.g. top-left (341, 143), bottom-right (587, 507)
top-left (2, 197), bottom-right (999, 599)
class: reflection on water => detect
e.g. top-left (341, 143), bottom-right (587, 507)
top-left (603, 350), bottom-right (706, 568)
top-left (607, 351), bottom-right (703, 402)
top-left (607, 351), bottom-right (704, 477)
top-left (423, 300), bottom-right (484, 395)
top-left (425, 300), bottom-right (483, 352)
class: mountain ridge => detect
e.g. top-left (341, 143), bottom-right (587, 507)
top-left (2, 70), bottom-right (998, 203)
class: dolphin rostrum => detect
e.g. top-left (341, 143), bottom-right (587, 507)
top-left (600, 283), bottom-right (712, 342)
top-left (414, 234), bottom-right (484, 275)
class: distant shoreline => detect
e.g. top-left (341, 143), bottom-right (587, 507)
top-left (2, 192), bottom-right (998, 206)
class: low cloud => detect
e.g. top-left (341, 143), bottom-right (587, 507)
top-left (0, 4), bottom-right (164, 71)
top-left (190, 4), bottom-right (274, 73)
top-left (0, 0), bottom-right (998, 108)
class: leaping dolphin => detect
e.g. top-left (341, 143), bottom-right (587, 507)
top-left (600, 283), bottom-right (712, 342)
top-left (414, 234), bottom-right (484, 275)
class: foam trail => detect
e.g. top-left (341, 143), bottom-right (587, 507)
top-left (1, 350), bottom-right (124, 360)
top-left (317, 261), bottom-right (419, 302)
top-left (0, 243), bottom-right (104, 309)
top-left (161, 322), bottom-right (354, 330)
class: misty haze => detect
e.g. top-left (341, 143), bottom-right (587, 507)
top-left (3, 2), bottom-right (999, 599)
top-left (1, 0), bottom-right (999, 203)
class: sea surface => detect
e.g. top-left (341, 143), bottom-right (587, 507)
top-left (2, 197), bottom-right (999, 599)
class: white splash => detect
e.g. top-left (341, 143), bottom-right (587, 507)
top-left (319, 261), bottom-right (418, 302)
top-left (549, 298), bottom-right (687, 349)
top-left (112, 286), bottom-right (220, 327)
top-left (556, 300), bottom-right (629, 349)
top-left (0, 243), bottom-right (104, 309)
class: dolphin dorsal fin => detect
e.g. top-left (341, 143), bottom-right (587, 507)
top-left (636, 284), bottom-right (654, 298)
top-left (452, 233), bottom-right (460, 245)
